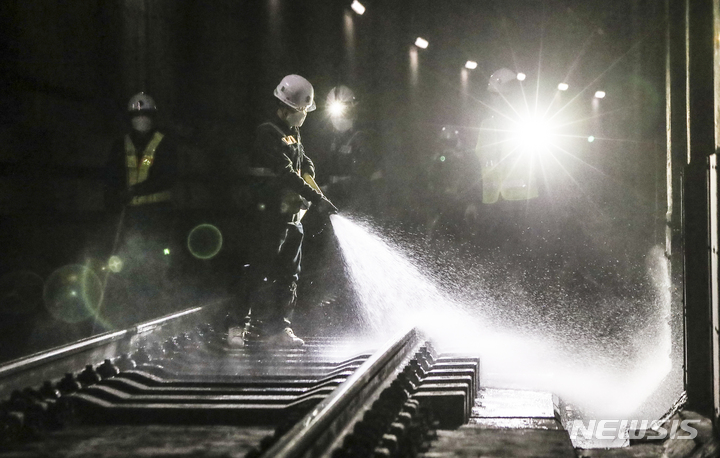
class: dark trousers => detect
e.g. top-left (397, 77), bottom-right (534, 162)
top-left (245, 218), bottom-right (304, 333)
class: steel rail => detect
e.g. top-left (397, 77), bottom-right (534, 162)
top-left (263, 326), bottom-right (423, 458)
top-left (0, 301), bottom-right (224, 399)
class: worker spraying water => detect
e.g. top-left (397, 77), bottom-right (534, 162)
top-left (227, 74), bottom-right (337, 348)
top-left (329, 212), bottom-right (674, 441)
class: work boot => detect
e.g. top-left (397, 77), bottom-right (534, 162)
top-left (266, 327), bottom-right (304, 347)
top-left (226, 326), bottom-right (246, 348)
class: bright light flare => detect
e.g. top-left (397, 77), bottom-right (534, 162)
top-left (465, 60), bottom-right (477, 70)
top-left (107, 256), bottom-right (123, 273)
top-left (558, 82), bottom-right (569, 91)
top-left (415, 37), bottom-right (429, 49)
top-left (516, 72), bottom-right (527, 81)
top-left (328, 100), bottom-right (345, 117)
top-left (511, 117), bottom-right (554, 152)
top-left (588, 135), bottom-right (595, 143)
top-left (594, 90), bottom-right (606, 99)
top-left (350, 0), bottom-right (365, 15)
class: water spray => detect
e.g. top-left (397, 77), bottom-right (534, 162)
top-left (328, 213), bottom-right (676, 434)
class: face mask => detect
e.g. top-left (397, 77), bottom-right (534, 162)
top-left (286, 110), bottom-right (307, 127)
top-left (331, 117), bottom-right (353, 133)
top-left (131, 115), bottom-right (153, 133)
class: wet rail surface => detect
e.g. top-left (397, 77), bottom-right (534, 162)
top-left (0, 304), bottom-right (480, 457)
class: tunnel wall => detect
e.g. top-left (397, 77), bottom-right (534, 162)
top-left (0, 0), bottom-right (414, 360)
top-left (0, 1), bottom-right (671, 364)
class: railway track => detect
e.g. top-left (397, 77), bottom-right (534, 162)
top-left (0, 302), bottom-right (479, 457)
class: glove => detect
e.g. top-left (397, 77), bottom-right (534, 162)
top-left (315, 196), bottom-right (338, 215)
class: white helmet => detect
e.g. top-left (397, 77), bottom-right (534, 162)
top-left (487, 68), bottom-right (517, 93)
top-left (128, 92), bottom-right (157, 112)
top-left (274, 75), bottom-right (316, 112)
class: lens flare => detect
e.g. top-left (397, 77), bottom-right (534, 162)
top-left (107, 256), bottom-right (123, 273)
top-left (43, 265), bottom-right (103, 323)
top-left (187, 224), bottom-right (223, 259)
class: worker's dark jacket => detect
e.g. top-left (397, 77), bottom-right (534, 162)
top-left (324, 128), bottom-right (379, 183)
top-left (318, 126), bottom-right (382, 211)
top-left (105, 129), bottom-right (178, 211)
top-left (249, 120), bottom-right (324, 222)
top-left (241, 119), bottom-right (324, 331)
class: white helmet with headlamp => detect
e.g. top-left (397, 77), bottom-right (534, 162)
top-left (127, 92), bottom-right (157, 133)
top-left (128, 92), bottom-right (157, 112)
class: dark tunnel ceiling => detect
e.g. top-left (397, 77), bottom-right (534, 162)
top-left (396, 0), bottom-right (653, 88)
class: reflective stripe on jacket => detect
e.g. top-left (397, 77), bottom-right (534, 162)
top-left (125, 132), bottom-right (172, 205)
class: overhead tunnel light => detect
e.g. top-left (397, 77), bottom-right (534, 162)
top-left (465, 60), bottom-right (477, 70)
top-left (558, 82), bottom-right (569, 91)
top-left (415, 37), bottom-right (429, 49)
top-left (594, 90), bottom-right (606, 99)
top-left (351, 1), bottom-right (365, 15)
top-left (516, 72), bottom-right (527, 81)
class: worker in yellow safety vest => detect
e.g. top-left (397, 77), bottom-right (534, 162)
top-left (476, 68), bottom-right (539, 204)
top-left (105, 92), bottom-right (177, 209)
top-left (474, 69), bottom-right (540, 245)
top-left (102, 93), bottom-right (179, 318)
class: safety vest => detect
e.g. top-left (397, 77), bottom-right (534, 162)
top-left (476, 118), bottom-right (539, 204)
top-left (124, 132), bottom-right (172, 206)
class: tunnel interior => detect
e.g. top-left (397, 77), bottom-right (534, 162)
top-left (0, 0), bottom-right (694, 444)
